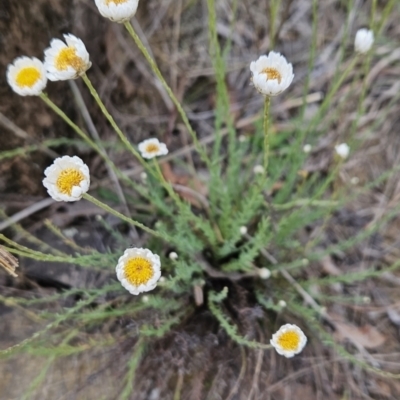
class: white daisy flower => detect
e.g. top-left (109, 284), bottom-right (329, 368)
top-left (94, 0), bottom-right (139, 23)
top-left (138, 138), bottom-right (168, 159)
top-left (354, 29), bottom-right (374, 54)
top-left (116, 247), bottom-right (161, 295)
top-left (335, 143), bottom-right (350, 160)
top-left (270, 324), bottom-right (307, 358)
top-left (43, 156), bottom-right (90, 202)
top-left (250, 51), bottom-right (294, 96)
top-left (44, 34), bottom-right (91, 81)
top-left (6, 56), bottom-right (47, 96)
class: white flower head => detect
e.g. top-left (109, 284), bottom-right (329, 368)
top-left (335, 143), bottom-right (350, 160)
top-left (270, 324), bottom-right (307, 358)
top-left (250, 51), bottom-right (294, 96)
top-left (303, 144), bottom-right (312, 153)
top-left (138, 138), bottom-right (168, 159)
top-left (355, 29), bottom-right (374, 54)
top-left (44, 34), bottom-right (91, 81)
top-left (169, 252), bottom-right (178, 260)
top-left (43, 156), bottom-right (90, 202)
top-left (6, 56), bottom-right (47, 96)
top-left (116, 247), bottom-right (161, 295)
top-left (239, 226), bottom-right (248, 236)
top-left (94, 0), bottom-right (139, 23)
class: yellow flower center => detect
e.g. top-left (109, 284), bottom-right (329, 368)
top-left (15, 67), bottom-right (41, 88)
top-left (277, 330), bottom-right (300, 351)
top-left (56, 168), bottom-right (85, 195)
top-left (55, 47), bottom-right (85, 72)
top-left (105, 0), bottom-right (129, 4)
top-left (261, 67), bottom-right (282, 83)
top-left (124, 257), bottom-right (154, 286)
top-left (145, 143), bottom-right (160, 154)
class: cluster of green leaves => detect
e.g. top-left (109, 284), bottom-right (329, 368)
top-left (1, 0), bottom-right (400, 397)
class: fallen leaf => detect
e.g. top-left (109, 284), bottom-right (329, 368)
top-left (332, 316), bottom-right (386, 349)
top-left (161, 162), bottom-right (208, 208)
top-left (321, 255), bottom-right (341, 276)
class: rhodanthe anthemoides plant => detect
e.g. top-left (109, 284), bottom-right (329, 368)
top-left (4, 0), bottom-right (399, 396)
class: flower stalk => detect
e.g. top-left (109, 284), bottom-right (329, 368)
top-left (263, 96), bottom-right (271, 173)
top-left (123, 21), bottom-right (210, 168)
top-left (83, 193), bottom-right (168, 241)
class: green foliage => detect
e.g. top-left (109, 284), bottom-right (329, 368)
top-left (0, 0), bottom-right (399, 396)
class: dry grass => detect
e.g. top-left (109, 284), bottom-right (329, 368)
top-left (1, 0), bottom-right (400, 399)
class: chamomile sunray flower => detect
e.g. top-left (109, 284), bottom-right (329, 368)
top-left (355, 29), bottom-right (374, 54)
top-left (94, 0), bottom-right (139, 23)
top-left (6, 56), bottom-right (47, 96)
top-left (138, 138), bottom-right (168, 159)
top-left (270, 324), bottom-right (307, 358)
top-left (44, 34), bottom-right (91, 81)
top-left (116, 247), bottom-right (161, 295)
top-left (250, 51), bottom-right (294, 97)
top-left (43, 156), bottom-right (90, 202)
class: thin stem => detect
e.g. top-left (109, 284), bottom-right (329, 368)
top-left (263, 96), bottom-right (271, 172)
top-left (123, 21), bottom-right (211, 168)
top-left (82, 193), bottom-right (167, 241)
top-left (40, 93), bottom-right (103, 155)
top-left (40, 92), bottom-right (147, 194)
top-left (81, 73), bottom-right (151, 174)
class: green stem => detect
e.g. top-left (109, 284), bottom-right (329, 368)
top-left (307, 56), bottom-right (359, 134)
top-left (263, 96), bottom-right (271, 172)
top-left (40, 92), bottom-right (150, 194)
top-left (40, 93), bottom-right (103, 156)
top-left (123, 21), bottom-right (211, 168)
top-left (82, 193), bottom-right (167, 241)
top-left (81, 73), bottom-right (151, 173)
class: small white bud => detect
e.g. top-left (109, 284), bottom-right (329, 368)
top-left (259, 268), bottom-right (271, 279)
top-left (253, 165), bottom-right (265, 175)
top-left (278, 300), bottom-right (287, 308)
top-left (350, 177), bottom-right (359, 185)
top-left (303, 144), bottom-right (312, 153)
top-left (238, 135), bottom-right (247, 142)
top-left (95, 214), bottom-right (103, 221)
top-left (63, 227), bottom-right (78, 238)
top-left (169, 252), bottom-right (178, 260)
top-left (362, 296), bottom-right (371, 304)
top-left (355, 28), bottom-right (374, 54)
top-left (140, 172), bottom-right (147, 182)
top-left (335, 143), bottom-right (350, 160)
top-left (239, 226), bottom-right (248, 236)
top-left (142, 295), bottom-right (149, 303)
top-left (159, 276), bottom-right (166, 283)
top-left (302, 258), bottom-right (309, 266)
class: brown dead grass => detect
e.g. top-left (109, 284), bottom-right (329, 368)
top-left (1, 0), bottom-right (400, 399)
